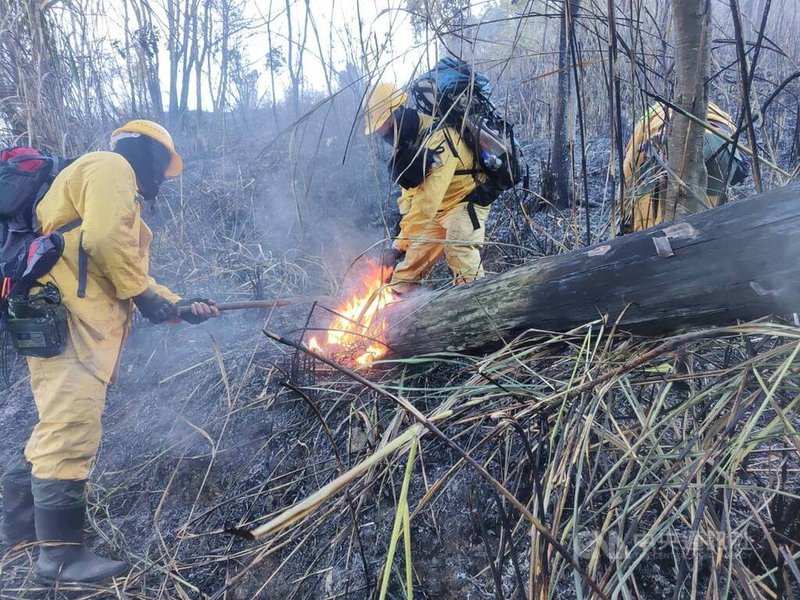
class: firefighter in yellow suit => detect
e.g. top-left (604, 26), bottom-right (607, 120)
top-left (364, 83), bottom-right (488, 293)
top-left (0, 121), bottom-right (218, 584)
top-left (620, 101), bottom-right (747, 232)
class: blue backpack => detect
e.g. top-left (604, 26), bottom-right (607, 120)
top-left (410, 57), bottom-right (524, 193)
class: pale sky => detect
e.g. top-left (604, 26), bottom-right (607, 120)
top-left (240, 0), bottom-right (431, 101)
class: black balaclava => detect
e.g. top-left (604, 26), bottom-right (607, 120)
top-left (385, 107), bottom-right (441, 189)
top-left (113, 135), bottom-right (171, 201)
top-left (380, 106), bottom-right (420, 150)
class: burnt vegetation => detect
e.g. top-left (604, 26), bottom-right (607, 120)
top-left (1, 0), bottom-right (800, 598)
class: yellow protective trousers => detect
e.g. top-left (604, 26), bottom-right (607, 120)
top-left (24, 334), bottom-right (116, 480)
top-left (391, 202), bottom-right (489, 292)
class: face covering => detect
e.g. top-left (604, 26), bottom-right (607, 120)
top-left (380, 107), bottom-right (420, 150)
top-left (113, 136), bottom-right (170, 201)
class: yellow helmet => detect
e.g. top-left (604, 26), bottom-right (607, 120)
top-left (363, 83), bottom-right (408, 135)
top-left (111, 120), bottom-right (183, 178)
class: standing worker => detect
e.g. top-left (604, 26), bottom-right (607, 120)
top-left (364, 83), bottom-right (489, 294)
top-left (619, 101), bottom-right (749, 232)
top-left (0, 120), bottom-right (219, 583)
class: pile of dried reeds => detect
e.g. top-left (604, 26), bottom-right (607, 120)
top-left (164, 317), bottom-right (800, 599)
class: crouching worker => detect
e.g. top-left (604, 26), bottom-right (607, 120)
top-left (364, 83), bottom-right (489, 294)
top-left (0, 120), bottom-right (219, 584)
top-left (619, 101), bottom-right (749, 233)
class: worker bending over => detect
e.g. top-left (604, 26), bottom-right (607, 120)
top-left (1, 120), bottom-right (219, 584)
top-left (620, 101), bottom-right (749, 232)
top-left (364, 83), bottom-right (489, 294)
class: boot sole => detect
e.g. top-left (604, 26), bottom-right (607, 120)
top-left (32, 564), bottom-right (129, 585)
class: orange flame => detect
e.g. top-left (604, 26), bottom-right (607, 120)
top-left (309, 261), bottom-right (395, 365)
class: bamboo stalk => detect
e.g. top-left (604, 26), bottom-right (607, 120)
top-left (243, 427), bottom-right (421, 540)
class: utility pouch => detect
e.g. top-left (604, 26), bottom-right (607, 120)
top-left (6, 283), bottom-right (68, 358)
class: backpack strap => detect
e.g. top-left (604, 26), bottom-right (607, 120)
top-left (423, 121), bottom-right (482, 230)
top-left (465, 200), bottom-right (480, 231)
top-left (55, 219), bottom-right (81, 235)
top-left (54, 218), bottom-right (87, 298)
top-left (440, 128), bottom-right (460, 161)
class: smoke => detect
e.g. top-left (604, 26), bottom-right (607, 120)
top-left (249, 91), bottom-right (398, 285)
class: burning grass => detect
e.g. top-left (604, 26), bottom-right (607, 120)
top-left (308, 259), bottom-right (396, 366)
top-left (3, 317), bottom-right (797, 599)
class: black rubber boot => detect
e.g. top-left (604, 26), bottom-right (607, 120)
top-left (34, 501), bottom-right (128, 584)
top-left (1, 474), bottom-right (36, 548)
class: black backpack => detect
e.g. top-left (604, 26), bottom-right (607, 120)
top-left (410, 57), bottom-right (526, 217)
top-left (0, 147), bottom-right (75, 293)
top-left (0, 148), bottom-right (78, 369)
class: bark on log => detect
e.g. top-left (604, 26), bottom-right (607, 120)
top-left (382, 183), bottom-right (800, 358)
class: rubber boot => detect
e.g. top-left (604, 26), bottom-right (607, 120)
top-left (34, 498), bottom-right (128, 584)
top-left (1, 475), bottom-right (36, 549)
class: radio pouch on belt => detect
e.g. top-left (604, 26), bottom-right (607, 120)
top-left (6, 283), bottom-right (68, 358)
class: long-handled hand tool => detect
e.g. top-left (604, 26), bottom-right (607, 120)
top-left (177, 296), bottom-right (332, 316)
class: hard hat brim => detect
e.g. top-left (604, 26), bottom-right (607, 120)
top-left (164, 152), bottom-right (183, 178)
top-left (111, 121), bottom-right (183, 178)
top-left (364, 107), bottom-right (394, 135)
top-left (364, 88), bottom-right (408, 135)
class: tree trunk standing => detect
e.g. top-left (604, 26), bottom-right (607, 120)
top-left (215, 0), bottom-right (231, 112)
top-left (285, 0), bottom-right (300, 117)
top-left (267, 0), bottom-right (280, 128)
top-left (729, 0), bottom-right (764, 192)
top-left (167, 0), bottom-right (181, 122)
top-left (550, 0), bottom-right (580, 208)
top-left (178, 0), bottom-right (199, 115)
top-left (122, 0), bottom-right (139, 115)
top-left (793, 103), bottom-right (800, 164)
top-left (606, 0), bottom-right (624, 238)
top-left (195, 2), bottom-right (209, 115)
top-left (381, 183), bottom-right (800, 359)
top-left (663, 0), bottom-right (711, 221)
top-left (131, 0), bottom-right (164, 117)
top-left (0, 1), bottom-right (24, 137)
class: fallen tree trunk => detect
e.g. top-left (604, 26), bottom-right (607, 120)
top-left (382, 182), bottom-right (800, 358)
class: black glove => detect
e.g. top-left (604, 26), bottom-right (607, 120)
top-left (133, 288), bottom-right (178, 324)
top-left (381, 248), bottom-right (404, 269)
top-left (380, 248), bottom-right (405, 283)
top-left (176, 298), bottom-right (217, 324)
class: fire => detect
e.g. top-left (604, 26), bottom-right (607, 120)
top-left (308, 261), bottom-right (396, 365)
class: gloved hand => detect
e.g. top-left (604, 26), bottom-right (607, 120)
top-left (176, 298), bottom-right (220, 324)
top-left (380, 248), bottom-right (405, 284)
top-left (133, 288), bottom-right (179, 324)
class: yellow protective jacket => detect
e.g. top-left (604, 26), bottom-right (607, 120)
top-left (35, 151), bottom-right (179, 383)
top-left (394, 114), bottom-right (483, 251)
top-left (621, 101), bottom-right (736, 232)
